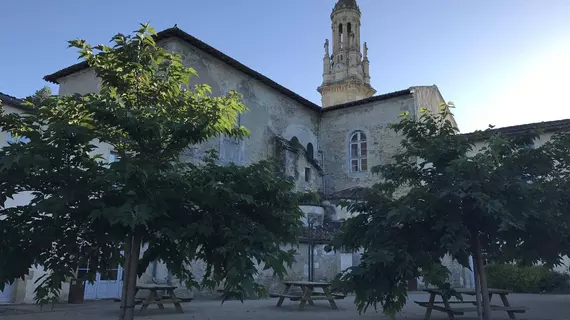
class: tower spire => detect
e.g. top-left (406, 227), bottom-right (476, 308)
top-left (317, 0), bottom-right (375, 108)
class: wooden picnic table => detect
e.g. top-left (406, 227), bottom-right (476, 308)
top-left (269, 280), bottom-right (345, 311)
top-left (415, 288), bottom-right (527, 320)
top-left (134, 284), bottom-right (184, 314)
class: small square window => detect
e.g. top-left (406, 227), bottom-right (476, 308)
top-left (305, 167), bottom-right (311, 182)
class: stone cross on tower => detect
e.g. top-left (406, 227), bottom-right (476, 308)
top-left (317, 0), bottom-right (376, 108)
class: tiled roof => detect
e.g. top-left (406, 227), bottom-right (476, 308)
top-left (0, 92), bottom-right (23, 107)
top-left (463, 119), bottom-right (570, 139)
top-left (325, 186), bottom-right (367, 200)
top-left (299, 221), bottom-right (342, 244)
top-left (43, 27), bottom-right (410, 113)
top-left (322, 89), bottom-right (412, 112)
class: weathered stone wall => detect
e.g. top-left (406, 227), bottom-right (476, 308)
top-left (160, 38), bottom-right (321, 189)
top-left (417, 255), bottom-right (475, 289)
top-left (319, 94), bottom-right (415, 195)
top-left (57, 68), bottom-right (101, 96)
top-left (146, 243), bottom-right (341, 297)
top-left (412, 85), bottom-right (457, 128)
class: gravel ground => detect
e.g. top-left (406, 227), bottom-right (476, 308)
top-left (1, 292), bottom-right (569, 320)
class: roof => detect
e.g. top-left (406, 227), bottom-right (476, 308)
top-left (44, 27), bottom-right (321, 112)
top-left (333, 0), bottom-right (360, 13)
top-left (299, 221), bottom-right (342, 244)
top-left (325, 186), bottom-right (367, 200)
top-left (0, 92), bottom-right (23, 107)
top-left (463, 118), bottom-right (570, 139)
top-left (44, 27), bottom-right (414, 114)
top-left (322, 89), bottom-right (412, 112)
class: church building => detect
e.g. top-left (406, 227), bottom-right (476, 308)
top-left (1, 0), bottom-right (469, 302)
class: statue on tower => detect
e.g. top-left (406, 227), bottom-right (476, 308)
top-left (324, 39), bottom-right (329, 56)
top-left (363, 42), bottom-right (368, 59)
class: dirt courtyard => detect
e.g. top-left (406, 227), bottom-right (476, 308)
top-left (1, 292), bottom-right (569, 320)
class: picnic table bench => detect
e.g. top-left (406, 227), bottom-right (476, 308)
top-left (415, 288), bottom-right (527, 320)
top-left (269, 281), bottom-right (345, 311)
top-left (115, 284), bottom-right (186, 314)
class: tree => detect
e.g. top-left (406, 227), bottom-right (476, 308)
top-left (330, 104), bottom-right (570, 319)
top-left (0, 24), bottom-right (302, 320)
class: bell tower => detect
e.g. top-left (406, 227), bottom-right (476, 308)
top-left (318, 0), bottom-right (376, 108)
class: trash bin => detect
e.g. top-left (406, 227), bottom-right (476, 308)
top-left (68, 279), bottom-right (85, 304)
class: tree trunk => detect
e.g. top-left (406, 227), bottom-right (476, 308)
top-left (473, 255), bottom-right (482, 320)
top-left (119, 236), bottom-right (132, 320)
top-left (123, 235), bottom-right (142, 320)
top-left (474, 234), bottom-right (492, 320)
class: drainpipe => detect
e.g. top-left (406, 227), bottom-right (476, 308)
top-left (308, 218), bottom-right (315, 282)
top-left (320, 151), bottom-right (326, 195)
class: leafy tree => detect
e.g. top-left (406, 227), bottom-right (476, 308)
top-left (0, 24), bottom-right (302, 320)
top-left (330, 105), bottom-right (570, 319)
top-left (23, 86), bottom-right (52, 106)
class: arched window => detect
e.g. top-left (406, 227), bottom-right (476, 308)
top-left (339, 23), bottom-right (344, 48)
top-left (306, 143), bottom-right (314, 159)
top-left (349, 131), bottom-right (367, 172)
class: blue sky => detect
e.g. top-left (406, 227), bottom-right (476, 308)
top-left (1, 0), bottom-right (569, 132)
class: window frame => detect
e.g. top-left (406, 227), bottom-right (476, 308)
top-left (349, 131), bottom-right (368, 173)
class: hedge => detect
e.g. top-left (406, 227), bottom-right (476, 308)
top-left (485, 264), bottom-right (570, 293)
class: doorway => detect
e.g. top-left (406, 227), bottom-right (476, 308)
top-left (79, 266), bottom-right (123, 300)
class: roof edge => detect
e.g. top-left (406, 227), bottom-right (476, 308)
top-left (462, 118), bottom-right (570, 139)
top-left (43, 27), bottom-right (321, 111)
top-left (0, 92), bottom-right (23, 107)
top-left (322, 89), bottom-right (412, 112)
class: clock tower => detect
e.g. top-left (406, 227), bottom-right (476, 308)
top-left (317, 0), bottom-right (376, 108)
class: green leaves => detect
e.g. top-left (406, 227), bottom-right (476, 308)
top-left (1, 24), bottom-right (302, 308)
top-left (332, 103), bottom-right (570, 316)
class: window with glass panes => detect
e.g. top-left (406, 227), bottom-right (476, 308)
top-left (349, 131), bottom-right (367, 172)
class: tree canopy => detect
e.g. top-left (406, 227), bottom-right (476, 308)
top-left (0, 24), bottom-right (302, 319)
top-left (331, 105), bottom-right (570, 319)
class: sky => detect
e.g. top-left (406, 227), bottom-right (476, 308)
top-left (0, 0), bottom-right (569, 133)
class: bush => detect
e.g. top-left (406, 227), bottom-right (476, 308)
top-left (486, 264), bottom-right (570, 293)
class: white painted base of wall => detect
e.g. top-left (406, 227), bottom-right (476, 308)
top-left (0, 284), bottom-right (13, 304)
top-left (84, 270), bottom-right (123, 300)
top-left (340, 253), bottom-right (353, 272)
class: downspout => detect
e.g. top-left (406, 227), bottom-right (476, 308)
top-left (308, 219), bottom-right (315, 282)
top-left (317, 109), bottom-right (326, 196)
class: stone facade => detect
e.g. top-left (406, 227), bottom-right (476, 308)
top-left (2, 0), bottom-right (479, 304)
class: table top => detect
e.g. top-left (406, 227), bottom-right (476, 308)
top-left (424, 288), bottom-right (512, 295)
top-left (136, 284), bottom-right (177, 290)
top-left (282, 280), bottom-right (331, 287)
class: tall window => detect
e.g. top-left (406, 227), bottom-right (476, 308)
top-left (306, 143), bottom-right (314, 159)
top-left (349, 131), bottom-right (367, 172)
top-left (339, 23), bottom-right (344, 48)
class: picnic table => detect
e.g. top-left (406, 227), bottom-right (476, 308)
top-left (134, 284), bottom-right (184, 314)
top-left (415, 288), bottom-right (527, 320)
top-left (269, 280), bottom-right (345, 311)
